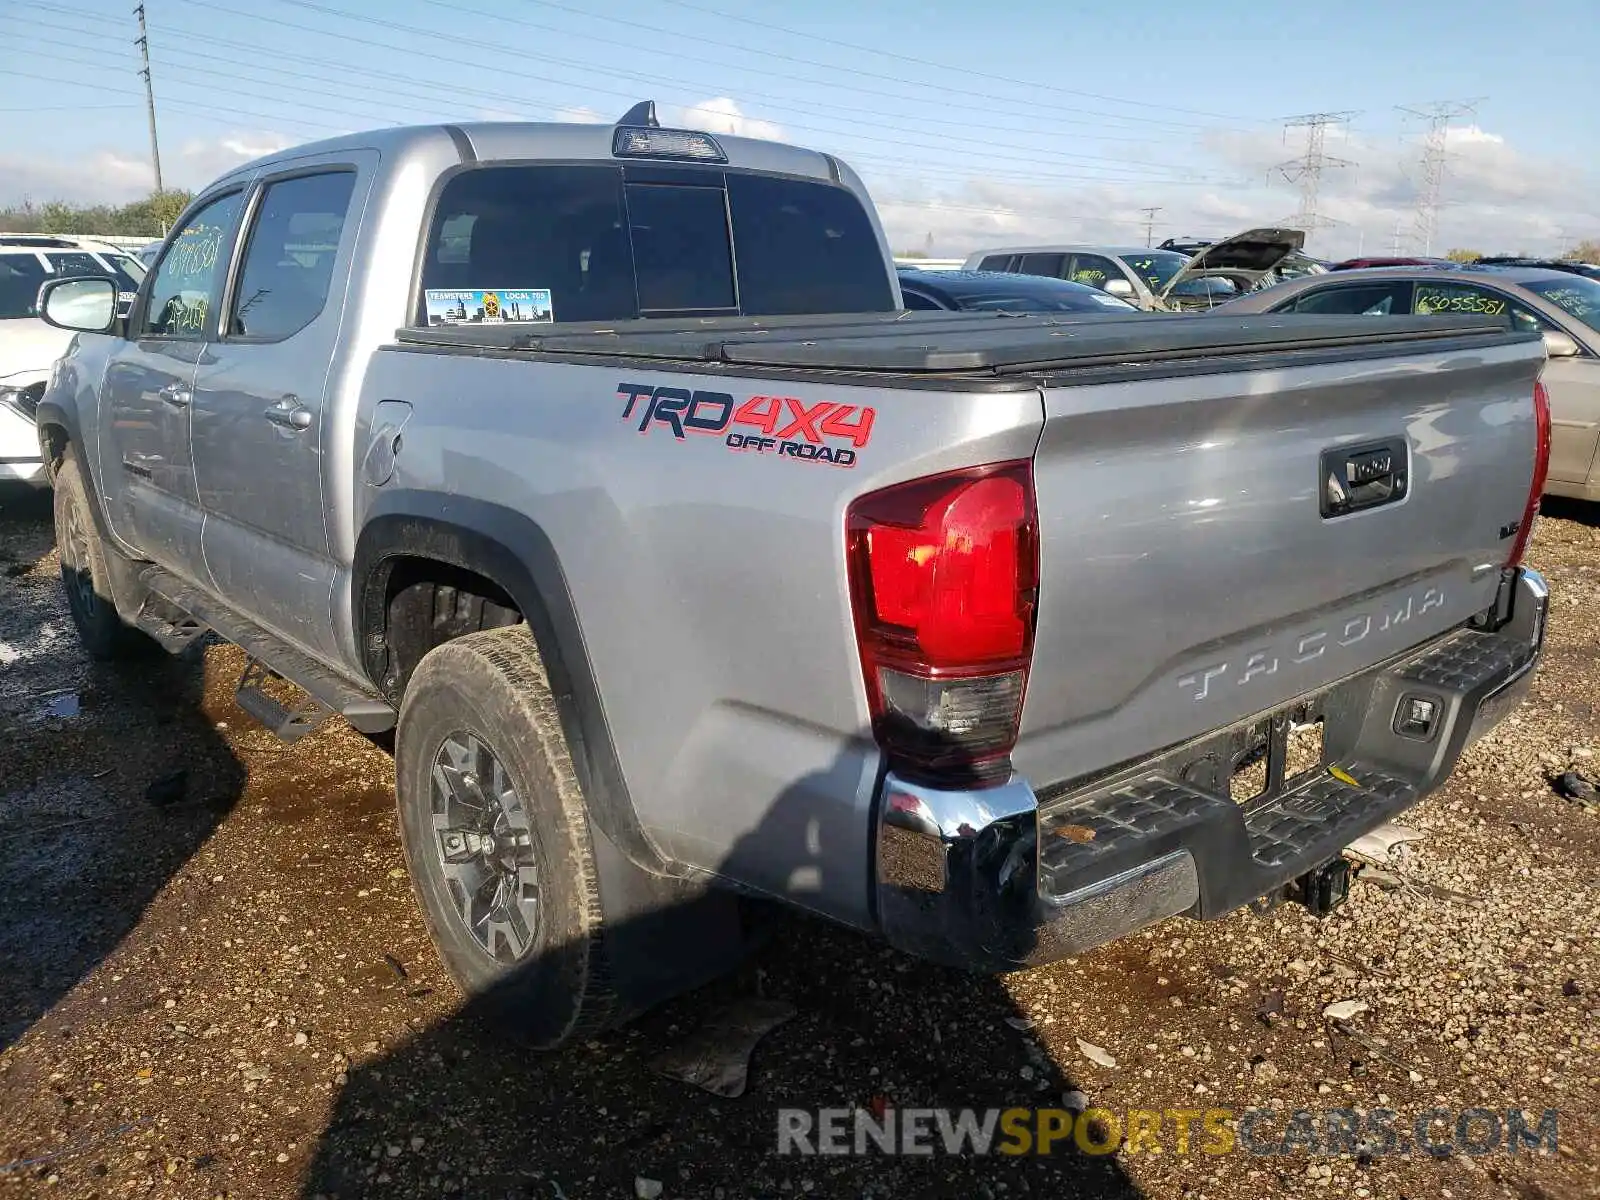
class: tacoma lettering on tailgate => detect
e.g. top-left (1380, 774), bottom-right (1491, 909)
top-left (1177, 583), bottom-right (1446, 702)
top-left (618, 382), bottom-right (874, 468)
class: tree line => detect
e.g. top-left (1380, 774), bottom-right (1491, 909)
top-left (1445, 242), bottom-right (1600, 263)
top-left (0, 191), bottom-right (194, 238)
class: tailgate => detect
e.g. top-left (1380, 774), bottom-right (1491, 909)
top-left (1013, 329), bottom-right (1546, 787)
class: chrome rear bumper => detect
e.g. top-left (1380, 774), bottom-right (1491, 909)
top-left (873, 567), bottom-right (1548, 973)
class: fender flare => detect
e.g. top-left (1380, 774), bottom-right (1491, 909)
top-left (352, 491), bottom-right (675, 875)
top-left (33, 397), bottom-right (77, 488)
top-left (33, 398), bottom-right (150, 619)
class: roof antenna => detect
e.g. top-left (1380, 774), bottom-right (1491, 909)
top-left (616, 101), bottom-right (659, 128)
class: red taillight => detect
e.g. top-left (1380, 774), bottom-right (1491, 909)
top-left (845, 460), bottom-right (1039, 785)
top-left (1506, 379), bottom-right (1551, 568)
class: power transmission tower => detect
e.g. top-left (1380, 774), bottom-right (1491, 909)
top-left (1274, 112), bottom-right (1357, 235)
top-left (134, 3), bottom-right (163, 194)
top-left (1397, 99), bottom-right (1482, 256)
top-left (1139, 206), bottom-right (1162, 248)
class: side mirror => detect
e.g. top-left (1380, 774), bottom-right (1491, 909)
top-left (1103, 277), bottom-right (1136, 298)
top-left (1543, 329), bottom-right (1582, 359)
top-left (38, 277), bottom-right (120, 334)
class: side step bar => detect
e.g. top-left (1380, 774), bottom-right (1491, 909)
top-left (135, 567), bottom-right (397, 738)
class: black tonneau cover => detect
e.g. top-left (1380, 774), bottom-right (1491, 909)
top-left (395, 309), bottom-right (1527, 375)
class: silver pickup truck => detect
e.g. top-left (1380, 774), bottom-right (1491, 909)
top-left (33, 104), bottom-right (1553, 1048)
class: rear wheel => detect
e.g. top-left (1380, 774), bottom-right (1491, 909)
top-left (52, 451), bottom-right (160, 661)
top-left (394, 625), bottom-right (615, 1048)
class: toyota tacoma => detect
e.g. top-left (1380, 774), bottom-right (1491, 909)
top-left (33, 104), bottom-right (1552, 1047)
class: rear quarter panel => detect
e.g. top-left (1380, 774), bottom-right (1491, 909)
top-left (354, 348), bottom-right (1044, 927)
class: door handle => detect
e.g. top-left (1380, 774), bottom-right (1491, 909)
top-left (263, 398), bottom-right (312, 431)
top-left (1320, 438), bottom-right (1408, 518)
top-left (158, 383), bottom-right (191, 408)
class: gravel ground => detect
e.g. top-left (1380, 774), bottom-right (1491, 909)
top-left (0, 483), bottom-right (1595, 1200)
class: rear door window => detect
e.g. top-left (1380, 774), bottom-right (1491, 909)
top-left (978, 255), bottom-right (1014, 272)
top-left (0, 254), bottom-right (47, 319)
top-left (419, 164), bottom-right (894, 323)
top-left (227, 170), bottom-right (357, 340)
top-left (1283, 282), bottom-right (1413, 316)
top-left (1015, 253), bottom-right (1066, 279)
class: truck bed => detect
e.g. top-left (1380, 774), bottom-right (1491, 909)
top-left (369, 307), bottom-right (1545, 926)
top-left (395, 309), bottom-right (1528, 379)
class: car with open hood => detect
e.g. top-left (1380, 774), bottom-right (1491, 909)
top-left (961, 227), bottom-right (1308, 312)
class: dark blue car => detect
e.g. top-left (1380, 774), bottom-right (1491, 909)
top-left (896, 267), bottom-right (1141, 315)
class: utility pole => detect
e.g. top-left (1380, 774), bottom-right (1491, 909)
top-left (134, 3), bottom-right (163, 194)
top-left (1138, 206), bottom-right (1162, 248)
top-left (1397, 99), bottom-right (1482, 256)
top-left (1273, 112), bottom-right (1357, 238)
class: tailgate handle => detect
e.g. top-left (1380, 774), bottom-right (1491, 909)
top-left (1320, 438), bottom-right (1408, 518)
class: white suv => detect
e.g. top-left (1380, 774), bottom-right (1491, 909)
top-left (1, 237), bottom-right (146, 485)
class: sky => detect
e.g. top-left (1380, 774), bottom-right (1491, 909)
top-left (1, 0), bottom-right (1595, 260)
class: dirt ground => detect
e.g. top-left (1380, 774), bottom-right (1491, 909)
top-left (0, 483), bottom-right (1595, 1200)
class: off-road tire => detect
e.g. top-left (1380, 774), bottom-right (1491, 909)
top-left (52, 451), bottom-right (161, 661)
top-left (394, 624), bottom-right (616, 1049)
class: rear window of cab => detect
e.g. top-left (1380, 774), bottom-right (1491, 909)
top-left (417, 163), bottom-right (896, 325)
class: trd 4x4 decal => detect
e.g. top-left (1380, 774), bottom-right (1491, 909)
top-left (617, 382), bottom-right (875, 467)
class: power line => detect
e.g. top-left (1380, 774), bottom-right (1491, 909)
top-left (510, 0), bottom-right (1248, 133)
top-left (633, 0), bottom-right (1263, 124)
top-left (14, 31), bottom-right (1225, 192)
top-left (1397, 98), bottom-right (1483, 256)
top-left (1139, 206), bottom-right (1162, 247)
top-left (14, 1), bottom-right (1204, 152)
top-left (134, 2), bottom-right (163, 192)
top-left (18, 0), bottom-right (1239, 199)
top-left (259, 0), bottom-right (1223, 161)
top-left (58, 2), bottom-right (1222, 186)
top-left (1273, 111), bottom-right (1357, 234)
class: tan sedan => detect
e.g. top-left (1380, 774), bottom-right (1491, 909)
top-left (1219, 265), bottom-right (1600, 502)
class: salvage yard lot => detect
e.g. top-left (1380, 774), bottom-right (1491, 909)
top-left (0, 486), bottom-right (1595, 1200)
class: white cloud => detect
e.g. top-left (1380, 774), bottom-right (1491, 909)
top-left (1, 130), bottom-right (299, 206)
top-left (673, 97), bottom-right (783, 141)
top-left (877, 123), bottom-right (1597, 261)
top-left (9, 112), bottom-right (1591, 266)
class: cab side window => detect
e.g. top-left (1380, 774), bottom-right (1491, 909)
top-left (978, 255), bottom-right (1013, 272)
top-left (140, 191), bottom-right (245, 338)
top-left (228, 171), bottom-right (357, 341)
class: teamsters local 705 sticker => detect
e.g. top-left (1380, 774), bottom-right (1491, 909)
top-left (424, 288), bottom-right (553, 325)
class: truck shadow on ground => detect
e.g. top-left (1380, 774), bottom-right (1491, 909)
top-left (1538, 497), bottom-right (1600, 529)
top-left (0, 484), bottom-right (246, 1050)
top-left (302, 740), bottom-right (1147, 1200)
